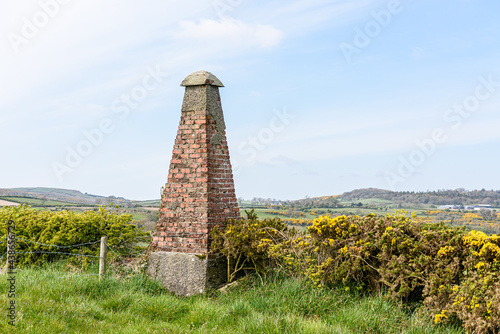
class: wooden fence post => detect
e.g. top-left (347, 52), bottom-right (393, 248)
top-left (99, 236), bottom-right (108, 281)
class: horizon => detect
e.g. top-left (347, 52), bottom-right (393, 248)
top-left (3, 186), bottom-right (500, 202)
top-left (2, 1), bottom-right (500, 200)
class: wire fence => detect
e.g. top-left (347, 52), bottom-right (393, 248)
top-left (15, 237), bottom-right (101, 249)
top-left (1, 235), bottom-right (143, 280)
top-left (104, 240), bottom-right (136, 275)
top-left (0, 235), bottom-right (7, 245)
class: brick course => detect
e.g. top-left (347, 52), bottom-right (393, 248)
top-left (152, 78), bottom-right (240, 255)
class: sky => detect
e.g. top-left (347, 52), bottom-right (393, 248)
top-left (1, 0), bottom-right (500, 201)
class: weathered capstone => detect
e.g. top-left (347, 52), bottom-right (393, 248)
top-left (148, 70), bottom-right (240, 296)
top-left (180, 70), bottom-right (224, 87)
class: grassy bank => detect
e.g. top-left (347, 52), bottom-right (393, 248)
top-left (0, 262), bottom-right (464, 333)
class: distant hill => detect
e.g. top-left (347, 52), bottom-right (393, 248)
top-left (0, 187), bottom-right (129, 206)
top-left (3, 187), bottom-right (499, 209)
top-left (340, 188), bottom-right (500, 207)
top-left (288, 188), bottom-right (500, 209)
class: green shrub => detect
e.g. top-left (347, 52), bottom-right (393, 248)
top-left (0, 204), bottom-right (148, 266)
top-left (210, 209), bottom-right (288, 282)
top-left (308, 213), bottom-right (468, 302)
top-left (434, 231), bottom-right (500, 333)
top-left (210, 211), bottom-right (500, 333)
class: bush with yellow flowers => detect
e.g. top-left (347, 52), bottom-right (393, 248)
top-left (210, 209), bottom-right (288, 282)
top-left (211, 211), bottom-right (500, 332)
top-left (307, 213), bottom-right (468, 302)
top-left (433, 231), bottom-right (500, 333)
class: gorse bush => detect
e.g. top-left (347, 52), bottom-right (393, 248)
top-left (211, 211), bottom-right (500, 333)
top-left (435, 231), bottom-right (500, 333)
top-left (210, 209), bottom-right (288, 282)
top-left (0, 205), bottom-right (148, 266)
top-left (308, 213), bottom-right (468, 302)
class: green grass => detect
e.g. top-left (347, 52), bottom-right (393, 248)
top-left (130, 212), bottom-right (151, 221)
top-left (250, 206), bottom-right (434, 223)
top-left (0, 196), bottom-right (84, 207)
top-left (133, 200), bottom-right (161, 207)
top-left (0, 262), bottom-right (464, 333)
top-left (11, 187), bottom-right (82, 195)
top-left (357, 198), bottom-right (393, 205)
top-left (241, 208), bottom-right (285, 220)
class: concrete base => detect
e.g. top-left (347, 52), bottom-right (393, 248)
top-left (147, 252), bottom-right (227, 296)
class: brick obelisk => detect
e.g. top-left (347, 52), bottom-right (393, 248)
top-left (148, 70), bottom-right (240, 296)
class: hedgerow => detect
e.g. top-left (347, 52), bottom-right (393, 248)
top-left (0, 204), bottom-right (148, 266)
top-left (211, 211), bottom-right (500, 333)
top-left (436, 231), bottom-right (500, 333)
top-left (210, 209), bottom-right (288, 282)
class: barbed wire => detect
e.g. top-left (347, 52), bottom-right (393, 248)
top-left (104, 241), bottom-right (137, 274)
top-left (14, 237), bottom-right (101, 249)
top-left (14, 251), bottom-right (104, 259)
top-left (1, 236), bottom-right (144, 280)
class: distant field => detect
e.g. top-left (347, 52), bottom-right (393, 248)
top-left (130, 211), bottom-right (152, 221)
top-left (239, 208), bottom-right (280, 219)
top-left (356, 198), bottom-right (393, 205)
top-left (12, 187), bottom-right (82, 195)
top-left (134, 199), bottom-right (161, 207)
top-left (248, 206), bottom-right (443, 224)
top-left (0, 196), bottom-right (84, 207)
top-left (0, 199), bottom-right (19, 206)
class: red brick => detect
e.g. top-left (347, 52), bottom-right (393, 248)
top-left (154, 85), bottom-right (241, 254)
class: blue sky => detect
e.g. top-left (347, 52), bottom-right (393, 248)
top-left (1, 0), bottom-right (500, 200)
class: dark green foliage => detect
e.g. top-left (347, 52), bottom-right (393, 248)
top-left (0, 204), bottom-right (148, 265)
top-left (210, 209), bottom-right (288, 282)
top-left (211, 211), bottom-right (500, 333)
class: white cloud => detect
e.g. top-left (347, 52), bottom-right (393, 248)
top-left (174, 18), bottom-right (284, 49)
top-left (261, 0), bottom-right (384, 34)
top-left (0, 0), bottom-right (211, 109)
top-left (231, 107), bottom-right (500, 169)
top-left (411, 47), bottom-right (426, 59)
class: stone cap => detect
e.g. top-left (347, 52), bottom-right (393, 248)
top-left (181, 70), bottom-right (224, 87)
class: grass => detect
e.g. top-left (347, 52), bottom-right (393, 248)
top-left (0, 261), bottom-right (465, 333)
top-left (133, 200), bottom-right (161, 207)
top-left (130, 211), bottom-right (151, 221)
top-left (11, 187), bottom-right (82, 195)
top-left (0, 196), bottom-right (84, 207)
top-left (241, 208), bottom-right (284, 220)
top-left (250, 206), bottom-right (435, 223)
top-left (356, 198), bottom-right (393, 205)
